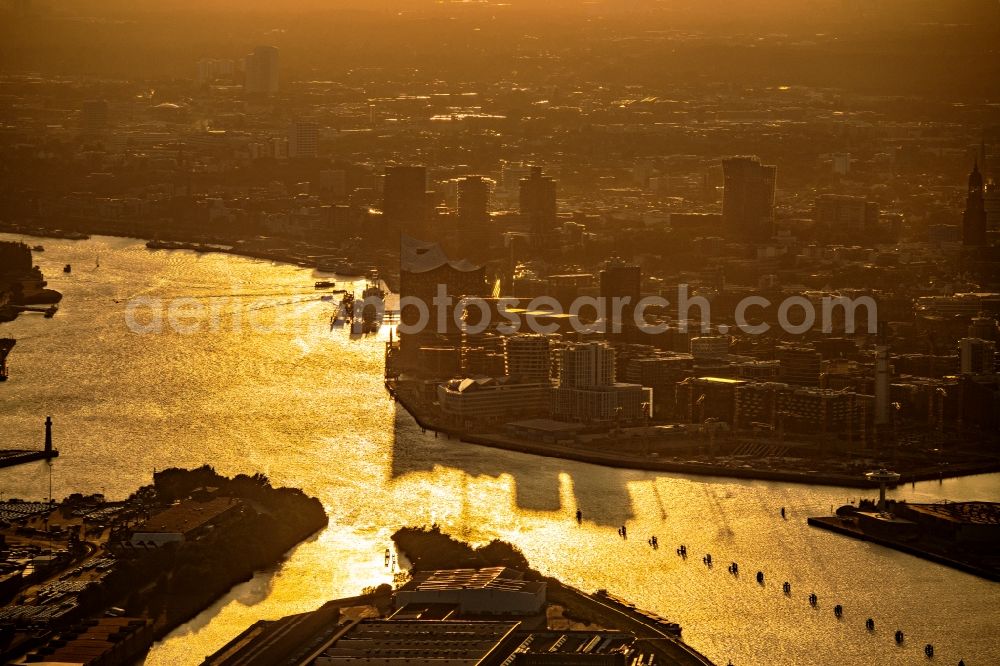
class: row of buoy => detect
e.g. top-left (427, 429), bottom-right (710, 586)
top-left (674, 546), bottom-right (950, 662)
top-left (598, 525), bottom-right (958, 664)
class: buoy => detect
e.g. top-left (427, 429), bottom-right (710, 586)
top-left (866, 618), bottom-right (875, 631)
top-left (895, 630), bottom-right (904, 644)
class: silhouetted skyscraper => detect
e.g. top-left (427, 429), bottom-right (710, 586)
top-left (244, 46), bottom-right (279, 95)
top-left (383, 166), bottom-right (429, 236)
top-left (457, 175), bottom-right (492, 226)
top-left (519, 166), bottom-right (557, 243)
top-left (722, 156), bottom-right (776, 242)
top-left (963, 161), bottom-right (987, 247)
top-left (599, 258), bottom-right (641, 332)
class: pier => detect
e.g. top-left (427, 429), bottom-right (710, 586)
top-left (0, 417), bottom-right (59, 469)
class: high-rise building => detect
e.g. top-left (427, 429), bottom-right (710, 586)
top-left (457, 175), bottom-right (492, 226)
top-left (244, 46), bottom-right (279, 95)
top-left (553, 342), bottom-right (646, 423)
top-left (288, 121), bottom-right (319, 158)
top-left (557, 342), bottom-right (615, 388)
top-left (519, 166), bottom-right (557, 242)
top-left (383, 166), bottom-right (430, 236)
top-left (504, 334), bottom-right (551, 382)
top-left (722, 156), bottom-right (776, 242)
top-left (599, 258), bottom-right (641, 331)
top-left (959, 338), bottom-right (996, 374)
top-left (962, 161), bottom-right (987, 246)
top-left (815, 194), bottom-right (879, 238)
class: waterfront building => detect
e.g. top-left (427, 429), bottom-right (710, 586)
top-left (557, 342), bottom-right (615, 388)
top-left (128, 497), bottom-right (243, 548)
top-left (504, 334), bottom-right (552, 382)
top-left (437, 376), bottom-right (552, 423)
top-left (722, 156), bottom-right (776, 242)
top-left (554, 342), bottom-right (647, 423)
top-left (676, 376), bottom-right (745, 424)
top-left (734, 381), bottom-right (869, 434)
top-left (398, 236), bottom-right (487, 374)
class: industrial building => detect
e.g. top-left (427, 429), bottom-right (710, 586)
top-left (396, 567), bottom-right (546, 616)
top-left (128, 497), bottom-right (243, 548)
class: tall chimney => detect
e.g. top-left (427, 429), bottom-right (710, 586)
top-left (45, 416), bottom-right (52, 455)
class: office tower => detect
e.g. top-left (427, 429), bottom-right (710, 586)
top-left (722, 156), bottom-right (776, 242)
top-left (777, 345), bottom-right (822, 386)
top-left (960, 338), bottom-right (996, 374)
top-left (599, 258), bottom-right (641, 330)
top-left (383, 166), bottom-right (429, 236)
top-left (457, 175), bottom-right (492, 226)
top-left (962, 161), bottom-right (987, 246)
top-left (519, 166), bottom-right (557, 242)
top-left (80, 99), bottom-right (108, 134)
top-left (244, 46), bottom-right (279, 95)
top-left (505, 335), bottom-right (551, 382)
top-left (815, 194), bottom-right (879, 238)
top-left (288, 121), bottom-right (319, 158)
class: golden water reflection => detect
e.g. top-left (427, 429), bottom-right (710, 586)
top-left (0, 235), bottom-right (996, 666)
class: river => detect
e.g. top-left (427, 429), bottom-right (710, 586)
top-left (0, 234), bottom-right (997, 666)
